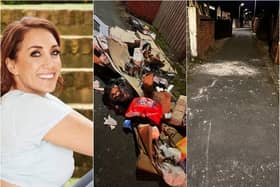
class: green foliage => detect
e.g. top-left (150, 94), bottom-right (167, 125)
top-left (149, 25), bottom-right (170, 55)
top-left (148, 24), bottom-right (186, 96)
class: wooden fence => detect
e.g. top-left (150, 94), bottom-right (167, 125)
top-left (153, 1), bottom-right (186, 61)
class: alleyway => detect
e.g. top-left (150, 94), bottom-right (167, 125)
top-left (188, 27), bottom-right (279, 186)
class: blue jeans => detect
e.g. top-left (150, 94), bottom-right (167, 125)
top-left (72, 169), bottom-right (93, 187)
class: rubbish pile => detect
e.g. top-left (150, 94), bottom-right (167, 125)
top-left (94, 15), bottom-right (186, 187)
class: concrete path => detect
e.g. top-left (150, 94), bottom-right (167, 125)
top-left (94, 1), bottom-right (128, 29)
top-left (188, 28), bottom-right (279, 187)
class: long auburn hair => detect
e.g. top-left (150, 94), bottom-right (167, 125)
top-left (0, 16), bottom-right (63, 96)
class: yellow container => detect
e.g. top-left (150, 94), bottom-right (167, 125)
top-left (176, 137), bottom-right (187, 160)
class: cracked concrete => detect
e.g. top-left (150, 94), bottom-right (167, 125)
top-left (187, 28), bottom-right (279, 187)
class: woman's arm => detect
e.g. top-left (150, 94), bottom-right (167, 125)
top-left (0, 180), bottom-right (18, 187)
top-left (43, 110), bottom-right (93, 156)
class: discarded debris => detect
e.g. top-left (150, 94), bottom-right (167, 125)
top-left (125, 97), bottom-right (163, 125)
top-left (104, 115), bottom-right (118, 130)
top-left (94, 15), bottom-right (186, 187)
top-left (123, 119), bottom-right (133, 131)
top-left (169, 95), bottom-right (187, 126)
top-left (160, 162), bottom-right (186, 187)
top-left (151, 126), bottom-right (160, 140)
top-left (93, 80), bottom-right (104, 92)
top-left (159, 143), bottom-right (182, 163)
top-left (128, 16), bottom-right (156, 39)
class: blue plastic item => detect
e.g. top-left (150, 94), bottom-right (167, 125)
top-left (123, 119), bottom-right (132, 131)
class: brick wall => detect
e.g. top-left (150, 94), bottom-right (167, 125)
top-left (270, 16), bottom-right (279, 64)
top-left (254, 14), bottom-right (279, 64)
top-left (153, 1), bottom-right (186, 61)
top-left (125, 1), bottom-right (161, 24)
top-left (197, 17), bottom-right (215, 57)
top-left (215, 20), bottom-right (232, 39)
top-left (1, 9), bottom-right (92, 35)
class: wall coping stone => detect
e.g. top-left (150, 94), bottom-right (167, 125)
top-left (1, 4), bottom-right (92, 10)
top-left (61, 68), bottom-right (93, 72)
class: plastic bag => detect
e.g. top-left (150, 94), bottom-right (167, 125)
top-left (159, 162), bottom-right (186, 187)
top-left (125, 97), bottom-right (163, 125)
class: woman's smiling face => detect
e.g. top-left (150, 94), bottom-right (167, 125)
top-left (7, 28), bottom-right (61, 95)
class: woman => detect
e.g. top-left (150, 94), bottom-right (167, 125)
top-left (0, 17), bottom-right (93, 187)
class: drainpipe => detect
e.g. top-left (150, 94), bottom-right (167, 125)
top-left (188, 5), bottom-right (198, 57)
top-left (254, 0), bottom-right (256, 17)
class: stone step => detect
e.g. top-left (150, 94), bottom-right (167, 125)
top-left (73, 153), bottom-right (92, 178)
top-left (54, 68), bottom-right (93, 103)
top-left (68, 103), bottom-right (93, 120)
top-left (1, 4), bottom-right (93, 35)
top-left (60, 36), bottom-right (92, 68)
top-left (1, 1), bottom-right (92, 3)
